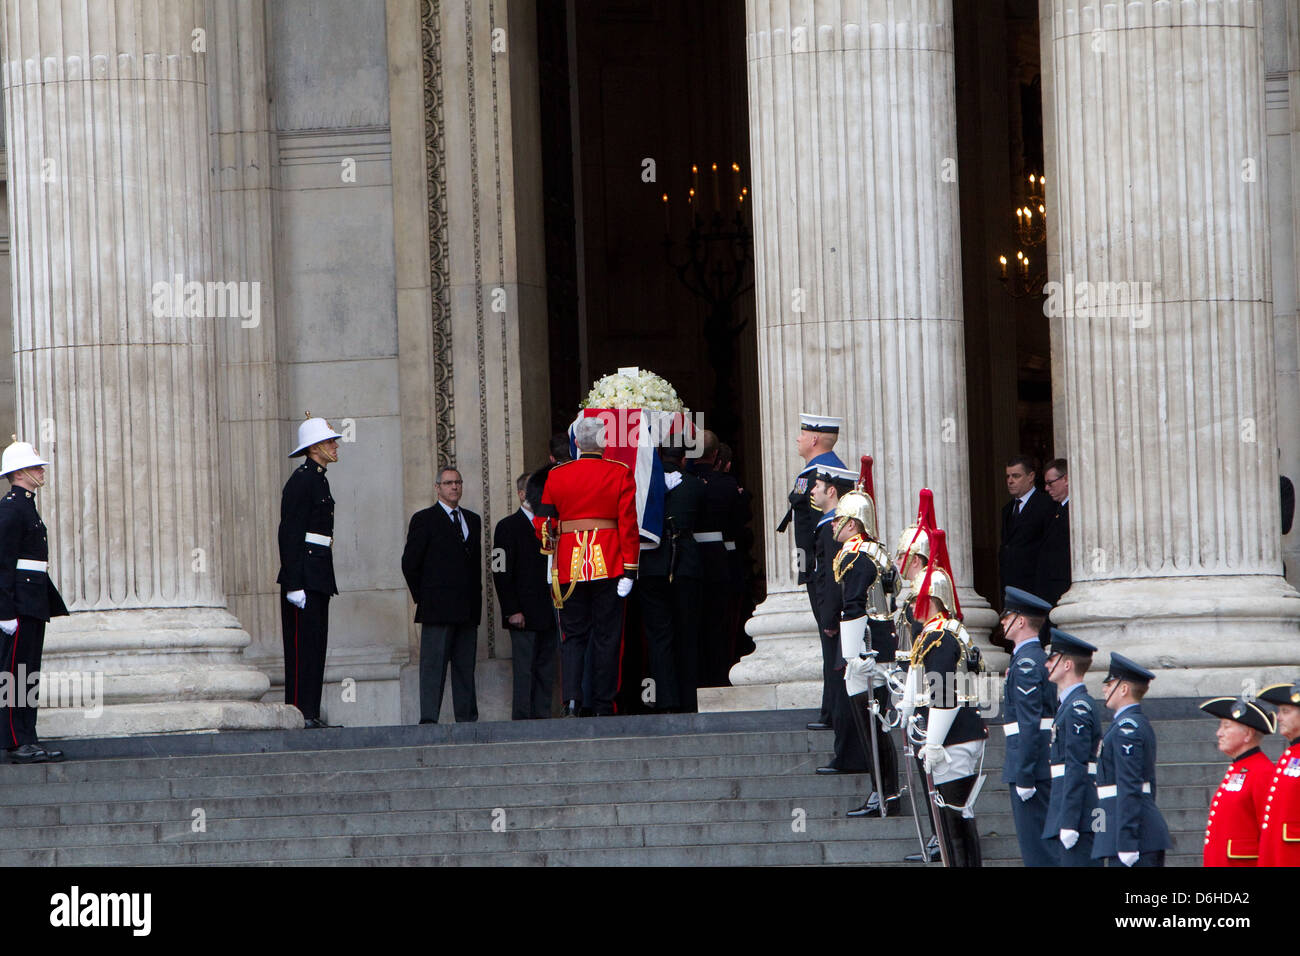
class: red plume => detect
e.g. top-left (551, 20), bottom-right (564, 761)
top-left (932, 527), bottom-right (962, 620)
top-left (904, 488), bottom-right (936, 559)
top-left (858, 455), bottom-right (875, 500)
top-left (913, 527), bottom-right (960, 622)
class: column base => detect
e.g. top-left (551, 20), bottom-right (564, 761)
top-left (36, 607), bottom-right (303, 739)
top-left (1050, 575), bottom-right (1300, 697)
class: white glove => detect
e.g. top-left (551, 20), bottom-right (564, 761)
top-left (1118, 850), bottom-right (1140, 867)
top-left (1016, 786), bottom-right (1037, 802)
top-left (663, 471), bottom-right (683, 491)
top-left (921, 742), bottom-right (949, 775)
top-left (286, 590), bottom-right (307, 609)
top-left (1059, 829), bottom-right (1079, 850)
top-left (0, 618), bottom-right (15, 636)
top-left (616, 577), bottom-right (633, 598)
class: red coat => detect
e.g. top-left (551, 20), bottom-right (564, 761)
top-left (1203, 748), bottom-right (1273, 866)
top-left (1259, 741), bottom-right (1300, 867)
top-left (535, 454), bottom-right (640, 584)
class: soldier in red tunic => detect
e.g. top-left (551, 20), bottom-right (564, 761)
top-left (1199, 695), bottom-right (1276, 867)
top-left (1258, 678), bottom-right (1300, 867)
top-left (534, 416), bottom-right (640, 717)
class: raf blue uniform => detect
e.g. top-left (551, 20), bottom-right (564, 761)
top-left (1000, 588), bottom-right (1058, 866)
top-left (1091, 653), bottom-right (1173, 866)
top-left (1042, 647), bottom-right (1103, 866)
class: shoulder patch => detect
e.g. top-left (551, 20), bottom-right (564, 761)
top-left (1016, 657), bottom-right (1037, 673)
top-left (1071, 699), bottom-right (1092, 713)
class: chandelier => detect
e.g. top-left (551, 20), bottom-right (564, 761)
top-left (998, 173), bottom-right (1046, 298)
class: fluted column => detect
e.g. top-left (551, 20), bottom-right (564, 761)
top-left (1, 0), bottom-right (298, 734)
top-left (705, 0), bottom-right (994, 711)
top-left (1043, 0), bottom-right (1300, 694)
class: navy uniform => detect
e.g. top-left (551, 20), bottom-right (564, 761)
top-left (0, 440), bottom-right (69, 763)
top-left (1042, 629), bottom-right (1102, 866)
top-left (277, 416), bottom-right (343, 728)
top-left (694, 457), bottom-right (744, 687)
top-left (776, 413), bottom-right (845, 729)
top-left (1092, 653), bottom-right (1173, 866)
top-left (999, 586), bottom-right (1058, 866)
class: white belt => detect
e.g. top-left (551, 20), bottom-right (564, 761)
top-left (15, 559), bottom-right (47, 573)
top-left (724, 541), bottom-right (736, 551)
top-left (1097, 782), bottom-right (1151, 799)
top-left (693, 532), bottom-right (723, 543)
top-left (1051, 762), bottom-right (1098, 778)
top-left (1002, 718), bottom-right (1053, 736)
top-left (305, 533), bottom-right (332, 547)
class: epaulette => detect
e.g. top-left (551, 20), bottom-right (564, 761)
top-left (832, 547), bottom-right (860, 583)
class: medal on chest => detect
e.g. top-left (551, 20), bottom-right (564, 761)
top-left (794, 477), bottom-right (808, 495)
top-left (1284, 756), bottom-right (1300, 778)
top-left (1224, 770), bottom-right (1247, 792)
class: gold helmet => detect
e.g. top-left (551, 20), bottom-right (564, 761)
top-left (834, 491), bottom-right (876, 540)
top-left (914, 527), bottom-right (963, 621)
top-left (896, 524), bottom-right (930, 567)
top-left (921, 567), bottom-right (957, 617)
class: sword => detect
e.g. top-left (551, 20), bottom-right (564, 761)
top-left (846, 679), bottom-right (887, 820)
top-left (923, 757), bottom-right (954, 868)
top-left (897, 711), bottom-right (932, 859)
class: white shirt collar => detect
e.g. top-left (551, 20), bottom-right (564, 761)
top-left (1058, 680), bottom-right (1085, 703)
top-left (520, 504), bottom-right (534, 521)
top-left (1018, 486), bottom-right (1036, 506)
top-left (1114, 702), bottom-right (1138, 719)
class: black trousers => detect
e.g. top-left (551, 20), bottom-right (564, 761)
top-left (281, 590), bottom-right (329, 721)
top-left (935, 774), bottom-right (983, 868)
top-left (1009, 783), bottom-right (1058, 867)
top-left (559, 579), bottom-right (622, 715)
top-left (0, 616), bottom-right (45, 748)
top-left (1104, 850), bottom-right (1166, 868)
top-left (698, 582), bottom-right (731, 687)
top-left (510, 627), bottom-right (556, 719)
top-left (420, 623), bottom-right (479, 722)
top-left (808, 581), bottom-right (835, 725)
top-left (641, 575), bottom-right (702, 711)
top-left (829, 671), bottom-right (869, 771)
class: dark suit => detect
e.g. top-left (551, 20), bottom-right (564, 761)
top-left (0, 487), bottom-right (68, 747)
top-left (492, 507), bottom-right (556, 719)
top-left (999, 487), bottom-right (1055, 597)
top-left (1091, 704), bottom-right (1173, 864)
top-left (277, 458), bottom-right (337, 720)
top-left (1000, 638), bottom-right (1058, 866)
top-left (402, 501), bottom-right (482, 722)
top-left (1035, 500), bottom-right (1071, 606)
top-left (640, 471), bottom-right (704, 711)
top-left (696, 464), bottom-right (744, 687)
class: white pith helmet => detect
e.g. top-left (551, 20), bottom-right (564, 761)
top-left (290, 414), bottom-right (343, 458)
top-left (0, 437), bottom-right (49, 477)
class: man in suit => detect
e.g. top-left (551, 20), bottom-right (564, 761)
top-left (1042, 628), bottom-right (1102, 866)
top-left (1036, 458), bottom-right (1071, 605)
top-left (278, 415), bottom-right (344, 729)
top-left (999, 455), bottom-right (1054, 599)
top-left (776, 413), bottom-right (845, 730)
top-left (694, 431), bottom-right (744, 687)
top-left (402, 466), bottom-right (482, 723)
top-left (1092, 653), bottom-right (1173, 866)
top-left (0, 438), bottom-right (69, 763)
top-left (492, 471), bottom-right (556, 720)
top-left (998, 587), bottom-right (1059, 866)
top-left (534, 416), bottom-right (639, 717)
top-left (638, 445), bottom-right (704, 712)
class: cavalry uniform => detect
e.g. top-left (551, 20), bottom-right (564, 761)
top-left (1091, 653), bottom-right (1173, 866)
top-left (1199, 695), bottom-right (1276, 867)
top-left (1041, 629), bottom-right (1102, 866)
top-left (999, 587), bottom-right (1058, 867)
top-left (277, 416), bottom-right (342, 726)
top-left (534, 450), bottom-right (639, 716)
top-left (906, 529), bottom-right (987, 867)
top-left (1257, 680), bottom-right (1300, 867)
top-left (0, 440), bottom-right (68, 762)
top-left (776, 413), bottom-right (844, 727)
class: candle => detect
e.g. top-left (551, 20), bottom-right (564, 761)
top-left (711, 162), bottom-right (720, 212)
top-left (662, 192), bottom-right (670, 234)
top-left (1022, 255), bottom-right (1030, 276)
top-left (999, 255), bottom-right (1007, 279)
top-left (692, 164), bottom-right (699, 192)
top-left (731, 162), bottom-right (740, 203)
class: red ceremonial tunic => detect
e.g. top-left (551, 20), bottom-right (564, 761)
top-left (1259, 740), bottom-right (1300, 867)
top-left (1203, 748), bottom-right (1273, 866)
top-left (534, 454), bottom-right (639, 584)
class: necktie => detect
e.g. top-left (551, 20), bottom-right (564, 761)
top-left (1014, 498), bottom-right (1022, 517)
top-left (451, 509), bottom-right (464, 540)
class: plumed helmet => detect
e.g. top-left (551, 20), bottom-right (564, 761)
top-left (834, 491), bottom-right (876, 539)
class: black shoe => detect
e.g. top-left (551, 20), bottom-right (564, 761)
top-left (302, 718), bottom-right (327, 729)
top-left (806, 721), bottom-right (832, 731)
top-left (7, 744), bottom-right (47, 764)
top-left (562, 701), bottom-right (579, 718)
top-left (579, 707), bottom-right (595, 718)
top-left (905, 834), bottom-right (942, 863)
top-left (419, 718), bottom-right (436, 725)
top-left (847, 792), bottom-right (900, 818)
top-left (37, 744), bottom-right (64, 763)
top-left (817, 764), bottom-right (851, 775)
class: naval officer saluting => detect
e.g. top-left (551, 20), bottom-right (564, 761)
top-left (776, 413), bottom-right (845, 731)
top-left (277, 414), bottom-right (344, 729)
top-left (0, 438), bottom-right (69, 763)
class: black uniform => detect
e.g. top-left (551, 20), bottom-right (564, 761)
top-left (1000, 638), bottom-right (1058, 866)
top-left (815, 513), bottom-right (866, 771)
top-left (1035, 501), bottom-right (1070, 606)
top-left (276, 458), bottom-right (337, 721)
top-left (639, 470), bottom-right (704, 711)
top-left (836, 537), bottom-right (899, 796)
top-left (0, 487), bottom-right (68, 748)
top-left (696, 464), bottom-right (743, 687)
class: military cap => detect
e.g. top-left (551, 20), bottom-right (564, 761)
top-left (1257, 680), bottom-right (1300, 708)
top-left (1002, 586), bottom-right (1052, 617)
top-left (800, 413), bottom-right (842, 434)
top-left (1199, 696), bottom-right (1275, 735)
top-left (1103, 652), bottom-right (1155, 685)
top-left (1046, 628), bottom-right (1096, 658)
top-left (814, 464), bottom-right (857, 491)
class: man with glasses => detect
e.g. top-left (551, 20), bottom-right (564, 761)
top-left (402, 466), bottom-right (482, 723)
top-left (1036, 458), bottom-right (1071, 606)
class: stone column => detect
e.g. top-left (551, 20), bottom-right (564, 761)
top-left (1, 0), bottom-right (298, 734)
top-left (1042, 0), bottom-right (1300, 695)
top-left (705, 0), bottom-right (995, 711)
